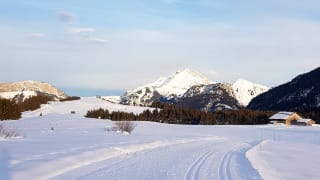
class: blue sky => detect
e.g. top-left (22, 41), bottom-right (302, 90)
top-left (1, 0), bottom-right (320, 96)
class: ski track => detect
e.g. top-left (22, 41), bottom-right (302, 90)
top-left (184, 150), bottom-right (215, 180)
top-left (218, 150), bottom-right (233, 180)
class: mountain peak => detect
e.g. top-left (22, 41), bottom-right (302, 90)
top-left (157, 68), bottom-right (213, 97)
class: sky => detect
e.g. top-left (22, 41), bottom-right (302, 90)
top-left (0, 0), bottom-right (320, 96)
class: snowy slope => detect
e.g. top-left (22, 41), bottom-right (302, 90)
top-left (23, 97), bottom-right (151, 118)
top-left (232, 78), bottom-right (269, 106)
top-left (0, 91), bottom-right (37, 101)
top-left (121, 69), bottom-right (213, 106)
top-left (0, 99), bottom-right (320, 179)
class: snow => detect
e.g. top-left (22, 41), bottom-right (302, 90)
top-left (269, 111), bottom-right (295, 120)
top-left (0, 99), bottom-right (320, 179)
top-left (0, 91), bottom-right (37, 101)
top-left (247, 140), bottom-right (320, 180)
top-left (232, 78), bottom-right (269, 106)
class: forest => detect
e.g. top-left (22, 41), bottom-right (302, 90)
top-left (86, 102), bottom-right (274, 125)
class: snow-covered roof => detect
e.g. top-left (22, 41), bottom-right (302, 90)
top-left (215, 103), bottom-right (233, 110)
top-left (297, 119), bottom-right (313, 123)
top-left (269, 112), bottom-right (295, 120)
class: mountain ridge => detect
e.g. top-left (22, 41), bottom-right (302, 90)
top-left (248, 67), bottom-right (320, 110)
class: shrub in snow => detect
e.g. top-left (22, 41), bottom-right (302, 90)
top-left (114, 121), bottom-right (136, 134)
top-left (0, 124), bottom-right (20, 139)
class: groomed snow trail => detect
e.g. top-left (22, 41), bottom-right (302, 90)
top-left (53, 138), bottom-right (261, 180)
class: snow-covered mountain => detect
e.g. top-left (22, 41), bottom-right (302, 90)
top-left (232, 79), bottom-right (269, 106)
top-left (121, 68), bottom-right (268, 109)
top-left (0, 80), bottom-right (68, 102)
top-left (121, 69), bottom-right (213, 106)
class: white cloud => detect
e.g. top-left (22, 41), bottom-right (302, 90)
top-left (56, 11), bottom-right (75, 24)
top-left (24, 33), bottom-right (45, 39)
top-left (68, 27), bottom-right (96, 33)
top-left (89, 38), bottom-right (109, 44)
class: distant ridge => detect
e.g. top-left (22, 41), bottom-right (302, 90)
top-left (0, 80), bottom-right (68, 102)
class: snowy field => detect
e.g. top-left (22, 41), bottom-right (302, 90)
top-left (1, 97), bottom-right (320, 180)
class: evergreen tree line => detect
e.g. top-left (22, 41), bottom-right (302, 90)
top-left (60, 96), bottom-right (81, 102)
top-left (0, 98), bottom-right (21, 120)
top-left (86, 102), bottom-right (274, 125)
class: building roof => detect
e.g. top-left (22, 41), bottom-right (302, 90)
top-left (297, 119), bottom-right (313, 123)
top-left (215, 103), bottom-right (232, 110)
top-left (269, 112), bottom-right (295, 120)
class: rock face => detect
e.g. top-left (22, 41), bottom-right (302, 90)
top-left (176, 83), bottom-right (242, 111)
top-left (248, 67), bottom-right (320, 111)
top-left (121, 69), bottom-right (268, 111)
top-left (0, 80), bottom-right (68, 102)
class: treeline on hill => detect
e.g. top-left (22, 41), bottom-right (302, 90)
top-left (86, 102), bottom-right (274, 125)
top-left (20, 95), bottom-right (53, 111)
top-left (0, 95), bottom-right (80, 120)
top-left (60, 96), bottom-right (81, 102)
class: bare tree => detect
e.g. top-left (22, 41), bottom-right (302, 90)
top-left (114, 121), bottom-right (136, 134)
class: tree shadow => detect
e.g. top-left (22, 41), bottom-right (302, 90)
top-left (0, 149), bottom-right (11, 180)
